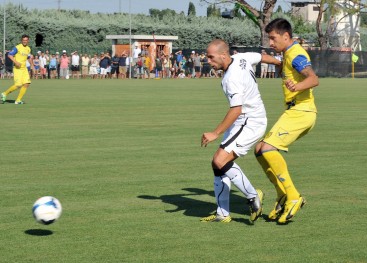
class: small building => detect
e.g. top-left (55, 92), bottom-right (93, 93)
top-left (291, 1), bottom-right (321, 23)
top-left (106, 35), bottom-right (178, 71)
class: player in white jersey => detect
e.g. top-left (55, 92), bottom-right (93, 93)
top-left (200, 39), bottom-right (281, 223)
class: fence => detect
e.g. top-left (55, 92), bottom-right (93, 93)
top-left (230, 46), bottom-right (367, 78)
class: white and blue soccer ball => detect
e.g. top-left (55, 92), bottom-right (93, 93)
top-left (32, 196), bottom-right (62, 225)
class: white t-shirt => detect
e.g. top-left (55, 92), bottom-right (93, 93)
top-left (133, 48), bottom-right (141, 59)
top-left (71, 54), bottom-right (80, 66)
top-left (221, 52), bottom-right (266, 119)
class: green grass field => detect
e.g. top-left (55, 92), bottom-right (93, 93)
top-left (0, 77), bottom-right (366, 262)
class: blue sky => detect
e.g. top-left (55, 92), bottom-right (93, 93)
top-left (9, 0), bottom-right (290, 16)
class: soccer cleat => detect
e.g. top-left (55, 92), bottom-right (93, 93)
top-left (200, 214), bottom-right (232, 223)
top-left (1, 93), bottom-right (6, 103)
top-left (14, 101), bottom-right (25, 105)
top-left (248, 189), bottom-right (264, 223)
top-left (278, 196), bottom-right (306, 224)
top-left (268, 194), bottom-right (287, 220)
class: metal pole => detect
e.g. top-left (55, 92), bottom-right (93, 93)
top-left (129, 0), bottom-right (132, 79)
top-left (3, 2), bottom-right (6, 57)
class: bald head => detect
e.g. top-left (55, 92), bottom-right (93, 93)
top-left (206, 39), bottom-right (231, 71)
top-left (207, 39), bottom-right (230, 55)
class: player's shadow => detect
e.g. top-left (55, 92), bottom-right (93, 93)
top-left (138, 187), bottom-right (254, 225)
top-left (2, 99), bottom-right (16, 104)
top-left (24, 229), bottom-right (53, 236)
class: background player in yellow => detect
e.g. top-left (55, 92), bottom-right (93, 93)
top-left (254, 18), bottom-right (319, 224)
top-left (1, 34), bottom-right (33, 105)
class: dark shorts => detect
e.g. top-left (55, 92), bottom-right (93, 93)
top-left (71, 65), bottom-right (80, 71)
top-left (111, 67), bottom-right (119, 74)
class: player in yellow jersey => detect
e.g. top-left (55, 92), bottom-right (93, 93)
top-left (1, 34), bottom-right (33, 105)
top-left (254, 18), bottom-right (319, 224)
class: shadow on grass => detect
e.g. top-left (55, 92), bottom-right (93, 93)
top-left (24, 229), bottom-right (53, 236)
top-left (1, 99), bottom-right (16, 104)
top-left (138, 187), bottom-right (254, 225)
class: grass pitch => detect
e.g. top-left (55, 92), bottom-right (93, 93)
top-left (0, 78), bottom-right (366, 262)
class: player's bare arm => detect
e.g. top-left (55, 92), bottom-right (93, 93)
top-left (261, 54), bottom-right (281, 66)
top-left (285, 66), bottom-right (319, 92)
top-left (201, 106), bottom-right (242, 147)
top-left (8, 55), bottom-right (21, 68)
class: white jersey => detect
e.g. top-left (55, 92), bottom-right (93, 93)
top-left (221, 52), bottom-right (266, 119)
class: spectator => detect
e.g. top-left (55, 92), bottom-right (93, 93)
top-left (89, 54), bottom-right (99, 79)
top-left (0, 52), bottom-right (4, 79)
top-left (169, 53), bottom-right (176, 78)
top-left (177, 70), bottom-right (186, 78)
top-left (267, 52), bottom-right (276, 78)
top-left (136, 54), bottom-right (144, 79)
top-left (32, 55), bottom-right (40, 79)
top-left (175, 50), bottom-right (183, 72)
top-left (155, 56), bottom-right (163, 78)
top-left (143, 53), bottom-right (151, 79)
top-left (260, 49), bottom-right (268, 78)
top-left (71, 51), bottom-right (80, 79)
top-left (185, 53), bottom-right (194, 78)
top-left (133, 45), bottom-right (141, 65)
top-left (55, 51), bottom-right (60, 79)
top-left (200, 53), bottom-right (211, 78)
top-left (5, 50), bottom-right (13, 79)
top-left (111, 54), bottom-right (120, 79)
top-left (39, 51), bottom-right (47, 79)
top-left (59, 51), bottom-right (70, 79)
top-left (194, 53), bottom-right (202, 78)
top-left (81, 53), bottom-right (90, 79)
top-left (45, 50), bottom-right (50, 79)
top-left (141, 45), bottom-right (149, 57)
top-left (274, 52), bottom-right (283, 78)
top-left (118, 52), bottom-right (128, 79)
top-left (162, 55), bottom-right (170, 78)
top-left (49, 54), bottom-right (58, 79)
top-left (99, 52), bottom-right (111, 79)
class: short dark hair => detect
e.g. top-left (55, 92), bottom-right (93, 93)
top-left (21, 34), bottom-right (29, 39)
top-left (265, 18), bottom-right (293, 38)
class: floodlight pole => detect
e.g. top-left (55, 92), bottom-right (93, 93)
top-left (129, 0), bottom-right (132, 79)
top-left (3, 2), bottom-right (6, 58)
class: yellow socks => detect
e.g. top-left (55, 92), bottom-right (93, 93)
top-left (259, 150), bottom-right (300, 200)
top-left (16, 86), bottom-right (28, 102)
top-left (4, 85), bottom-right (19, 96)
top-left (256, 153), bottom-right (286, 198)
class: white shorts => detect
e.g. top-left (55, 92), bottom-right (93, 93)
top-left (89, 66), bottom-right (98, 75)
top-left (100, 67), bottom-right (108, 75)
top-left (220, 115), bottom-right (267, 157)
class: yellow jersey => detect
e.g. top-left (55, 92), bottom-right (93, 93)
top-left (9, 43), bottom-right (31, 69)
top-left (282, 42), bottom-right (317, 112)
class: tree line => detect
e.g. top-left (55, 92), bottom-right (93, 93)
top-left (0, 2), bottom-right (366, 55)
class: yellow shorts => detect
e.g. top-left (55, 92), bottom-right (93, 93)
top-left (263, 109), bottom-right (316, 151)
top-left (14, 68), bottom-right (31, 87)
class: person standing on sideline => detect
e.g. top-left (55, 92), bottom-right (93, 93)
top-left (260, 50), bottom-right (268, 78)
top-left (200, 39), bottom-right (280, 223)
top-left (255, 18), bottom-right (319, 224)
top-left (71, 51), bottom-right (80, 79)
top-left (1, 34), bottom-right (33, 104)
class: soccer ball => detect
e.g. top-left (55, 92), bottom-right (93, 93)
top-left (32, 196), bottom-right (62, 225)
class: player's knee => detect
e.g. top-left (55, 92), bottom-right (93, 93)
top-left (254, 142), bottom-right (263, 156)
top-left (212, 160), bottom-right (233, 176)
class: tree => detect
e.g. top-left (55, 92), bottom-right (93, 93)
top-left (149, 8), bottom-right (177, 19)
top-left (188, 2), bottom-right (196, 16)
top-left (315, 0), bottom-right (364, 50)
top-left (201, 0), bottom-right (278, 47)
top-left (207, 4), bottom-right (221, 17)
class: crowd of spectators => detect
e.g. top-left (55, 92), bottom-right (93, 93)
top-left (0, 47), bottom-right (222, 80)
top-left (0, 47), bottom-right (281, 80)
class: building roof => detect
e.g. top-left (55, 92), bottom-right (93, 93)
top-left (106, 35), bottom-right (178, 41)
